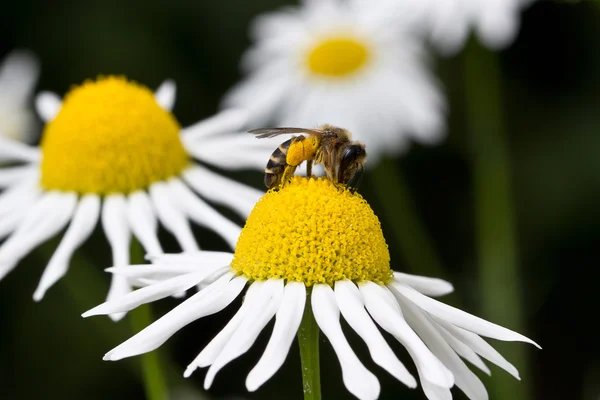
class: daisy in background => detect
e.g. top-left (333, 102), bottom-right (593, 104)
top-left (223, 0), bottom-right (445, 162)
top-left (0, 76), bottom-right (277, 319)
top-left (85, 176), bottom-right (539, 400)
top-left (0, 50), bottom-right (39, 143)
top-left (359, 0), bottom-right (536, 54)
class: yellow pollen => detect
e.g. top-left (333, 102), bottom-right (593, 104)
top-left (306, 36), bottom-right (370, 77)
top-left (231, 176), bottom-right (392, 286)
top-left (40, 76), bottom-right (189, 195)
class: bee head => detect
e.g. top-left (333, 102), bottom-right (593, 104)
top-left (340, 143), bottom-right (366, 167)
top-left (339, 143), bottom-right (367, 186)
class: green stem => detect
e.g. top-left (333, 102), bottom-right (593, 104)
top-left (297, 289), bottom-right (321, 400)
top-left (465, 42), bottom-right (531, 400)
top-left (370, 158), bottom-right (449, 281)
top-left (130, 239), bottom-right (169, 400)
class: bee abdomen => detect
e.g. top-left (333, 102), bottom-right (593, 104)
top-left (264, 138), bottom-right (293, 188)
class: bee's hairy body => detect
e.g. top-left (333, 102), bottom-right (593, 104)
top-left (264, 135), bottom-right (323, 188)
top-left (251, 124), bottom-right (366, 191)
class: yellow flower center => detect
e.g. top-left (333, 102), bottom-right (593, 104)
top-left (40, 76), bottom-right (189, 195)
top-left (306, 36), bottom-right (370, 77)
top-left (231, 177), bottom-right (392, 286)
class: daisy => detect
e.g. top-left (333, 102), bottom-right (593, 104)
top-left (84, 176), bottom-right (539, 399)
top-left (0, 50), bottom-right (39, 143)
top-left (363, 0), bottom-right (535, 53)
top-left (0, 76), bottom-right (275, 319)
top-left (222, 0), bottom-right (445, 162)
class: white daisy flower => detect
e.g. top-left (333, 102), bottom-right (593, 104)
top-left (85, 176), bottom-right (539, 399)
top-left (363, 0), bottom-right (535, 53)
top-left (0, 50), bottom-right (39, 143)
top-left (0, 76), bottom-right (274, 319)
top-left (223, 0), bottom-right (445, 162)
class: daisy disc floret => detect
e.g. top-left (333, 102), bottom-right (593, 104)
top-left (41, 77), bottom-right (188, 194)
top-left (232, 176), bottom-right (392, 286)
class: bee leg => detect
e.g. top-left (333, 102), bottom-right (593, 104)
top-left (323, 164), bottom-right (336, 182)
top-left (346, 164), bottom-right (364, 193)
top-left (281, 164), bottom-right (298, 187)
top-left (306, 160), bottom-right (313, 179)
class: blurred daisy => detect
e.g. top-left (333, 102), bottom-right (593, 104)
top-left (85, 176), bottom-right (539, 399)
top-left (363, 0), bottom-right (535, 53)
top-left (223, 0), bottom-right (445, 161)
top-left (0, 76), bottom-right (272, 318)
top-left (0, 50), bottom-right (39, 143)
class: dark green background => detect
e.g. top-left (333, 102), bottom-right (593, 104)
top-left (1, 1), bottom-right (598, 399)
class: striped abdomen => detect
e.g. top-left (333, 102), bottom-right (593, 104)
top-left (264, 137), bottom-right (294, 188)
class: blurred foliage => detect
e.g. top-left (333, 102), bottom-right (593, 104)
top-left (1, 1), bottom-right (599, 400)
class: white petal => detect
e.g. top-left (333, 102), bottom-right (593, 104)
top-left (119, 265), bottom-right (229, 292)
top-left (476, 7), bottom-right (519, 50)
top-left (246, 282), bottom-right (306, 391)
top-left (0, 208), bottom-right (27, 239)
top-left (149, 182), bottom-right (198, 252)
top-left (185, 135), bottom-right (275, 171)
top-left (390, 282), bottom-right (540, 348)
top-left (334, 280), bottom-right (416, 388)
top-left (0, 192), bottom-right (77, 281)
top-left (102, 195), bottom-right (130, 267)
top-left (155, 79), bottom-right (176, 111)
top-left (0, 50), bottom-right (39, 105)
top-left (432, 316), bottom-right (520, 380)
top-left (393, 272), bottom-right (454, 297)
top-left (0, 173), bottom-right (39, 215)
top-left (33, 195), bottom-right (100, 301)
top-left (167, 178), bottom-right (240, 249)
top-left (436, 323), bottom-right (491, 376)
top-left (104, 272), bottom-right (245, 361)
top-left (127, 191), bottom-right (163, 257)
top-left (149, 251), bottom-right (233, 266)
top-left (83, 269), bottom-right (220, 317)
top-left (182, 165), bottom-right (264, 219)
top-left (35, 92), bottom-right (62, 122)
top-left (181, 109), bottom-right (249, 141)
top-left (204, 279), bottom-right (284, 389)
top-left (106, 274), bottom-right (132, 322)
top-left (0, 137), bottom-right (40, 163)
top-left (398, 296), bottom-right (489, 400)
top-left (102, 195), bottom-right (132, 320)
top-left (0, 166), bottom-right (36, 188)
top-left (312, 284), bottom-right (380, 400)
top-left (359, 282), bottom-right (454, 388)
top-left (0, 179), bottom-right (39, 239)
top-left (422, 381), bottom-right (453, 400)
top-left (222, 63), bottom-right (291, 126)
top-left (185, 280), bottom-right (266, 377)
top-left (106, 261), bottom-right (230, 281)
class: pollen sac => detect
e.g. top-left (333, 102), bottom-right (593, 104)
top-left (231, 176), bottom-right (392, 286)
top-left (40, 76), bottom-right (189, 195)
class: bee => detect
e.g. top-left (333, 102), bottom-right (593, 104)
top-left (249, 124), bottom-right (367, 191)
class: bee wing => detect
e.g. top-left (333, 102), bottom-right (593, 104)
top-left (249, 127), bottom-right (326, 139)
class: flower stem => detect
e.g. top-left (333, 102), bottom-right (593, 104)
top-left (370, 158), bottom-right (449, 281)
top-left (297, 288), bottom-right (321, 400)
top-left (465, 41), bottom-right (531, 400)
top-left (130, 239), bottom-right (169, 400)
